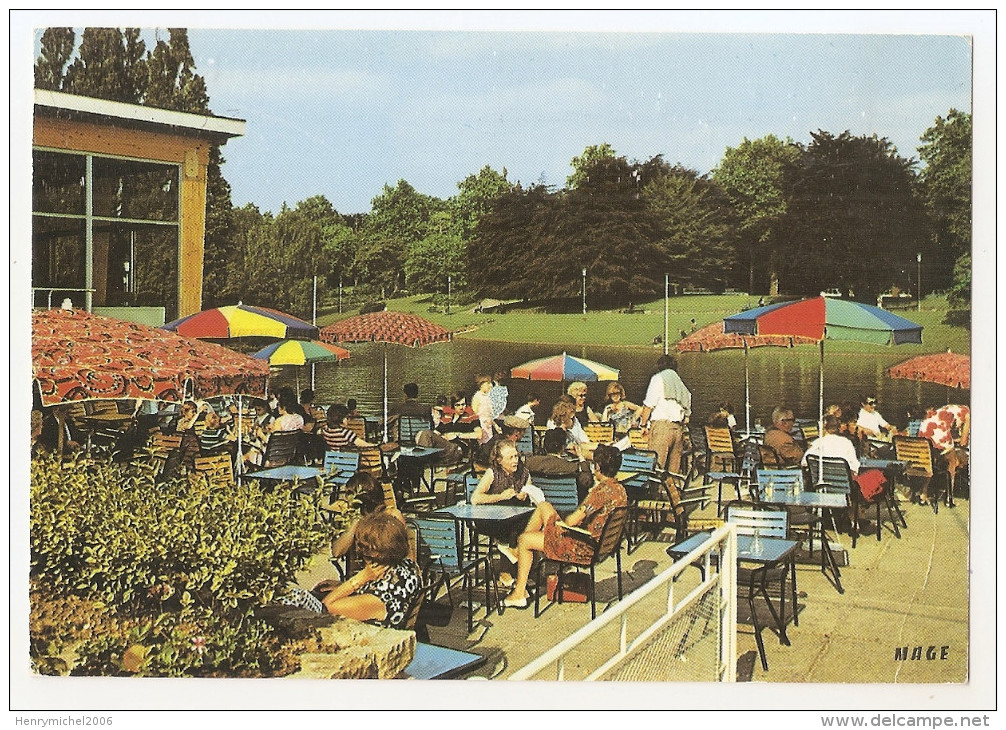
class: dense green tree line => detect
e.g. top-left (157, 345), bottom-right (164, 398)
top-left (36, 28), bottom-right (971, 313)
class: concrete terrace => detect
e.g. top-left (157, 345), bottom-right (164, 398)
top-left (294, 476), bottom-right (970, 685)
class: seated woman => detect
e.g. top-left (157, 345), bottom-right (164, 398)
top-left (601, 381), bottom-right (642, 435)
top-left (706, 401), bottom-right (737, 431)
top-left (471, 439), bottom-right (533, 565)
top-left (330, 472), bottom-right (406, 560)
top-left (320, 404), bottom-right (375, 452)
top-left (279, 511), bottom-right (422, 630)
top-left (567, 381), bottom-right (600, 426)
top-left (546, 398), bottom-right (596, 460)
top-left (502, 444), bottom-right (628, 609)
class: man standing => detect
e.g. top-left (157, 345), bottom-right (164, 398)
top-left (638, 354), bottom-right (691, 473)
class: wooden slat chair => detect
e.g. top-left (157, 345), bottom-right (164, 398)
top-left (893, 435), bottom-right (952, 512)
top-left (800, 424), bottom-right (820, 443)
top-left (627, 428), bottom-right (649, 451)
top-left (345, 417), bottom-right (368, 441)
top-left (583, 422), bottom-right (614, 444)
top-left (704, 426), bottom-right (739, 474)
top-left (356, 445), bottom-right (387, 480)
top-left (534, 506), bottom-right (629, 620)
top-left (632, 471), bottom-right (707, 550)
top-left (192, 453), bottom-right (235, 489)
top-left (142, 432), bottom-right (183, 479)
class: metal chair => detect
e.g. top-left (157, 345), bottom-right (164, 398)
top-left (685, 425), bottom-right (709, 483)
top-left (533, 474), bottom-right (580, 518)
top-left (632, 470), bottom-right (706, 551)
top-left (805, 455), bottom-right (904, 547)
top-left (397, 415), bottom-right (432, 447)
top-left (534, 506), bottom-right (629, 620)
top-left (724, 502), bottom-right (793, 672)
top-left (319, 450), bottom-right (360, 507)
top-left (514, 426), bottom-right (536, 455)
top-left (704, 426), bottom-right (739, 474)
top-left (893, 436), bottom-right (952, 512)
top-left (411, 515), bottom-right (498, 634)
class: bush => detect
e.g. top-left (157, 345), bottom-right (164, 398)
top-left (359, 300), bottom-right (386, 314)
top-left (30, 455), bottom-right (330, 615)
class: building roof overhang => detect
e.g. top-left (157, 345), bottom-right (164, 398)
top-left (34, 88), bottom-right (245, 145)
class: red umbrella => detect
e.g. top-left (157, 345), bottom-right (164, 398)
top-left (33, 308), bottom-right (270, 405)
top-left (320, 312), bottom-right (452, 441)
top-left (886, 351), bottom-right (970, 390)
top-left (676, 322), bottom-right (818, 432)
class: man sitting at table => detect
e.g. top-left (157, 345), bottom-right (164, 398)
top-left (763, 406), bottom-right (805, 467)
top-left (526, 427), bottom-right (594, 502)
top-left (802, 415), bottom-right (886, 522)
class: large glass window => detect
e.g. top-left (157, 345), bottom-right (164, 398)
top-left (32, 149), bottom-right (181, 320)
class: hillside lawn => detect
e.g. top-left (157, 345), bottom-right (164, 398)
top-left (317, 293), bottom-right (970, 356)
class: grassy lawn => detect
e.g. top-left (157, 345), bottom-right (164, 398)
top-left (317, 293), bottom-right (970, 354)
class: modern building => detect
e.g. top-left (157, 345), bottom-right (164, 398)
top-left (32, 89), bottom-right (245, 324)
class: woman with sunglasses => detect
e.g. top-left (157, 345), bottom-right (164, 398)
top-left (856, 395), bottom-right (897, 440)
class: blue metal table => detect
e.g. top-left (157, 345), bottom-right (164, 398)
top-left (400, 642), bottom-right (487, 680)
top-left (668, 531), bottom-right (799, 649)
top-left (760, 488), bottom-right (846, 594)
top-left (392, 445), bottom-right (443, 495)
top-left (245, 465), bottom-right (326, 482)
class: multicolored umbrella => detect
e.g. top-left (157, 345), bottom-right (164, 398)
top-left (886, 351), bottom-right (970, 390)
top-left (510, 352), bottom-right (620, 382)
top-left (724, 296), bottom-right (923, 425)
top-left (32, 308), bottom-right (270, 405)
top-left (676, 322), bottom-right (818, 432)
top-left (251, 339), bottom-right (351, 367)
top-left (320, 311), bottom-right (452, 441)
top-left (162, 303), bottom-right (319, 340)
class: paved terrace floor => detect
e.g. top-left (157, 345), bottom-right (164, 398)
top-left (294, 473), bottom-right (970, 684)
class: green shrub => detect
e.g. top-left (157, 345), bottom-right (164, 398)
top-left (30, 455), bottom-right (329, 615)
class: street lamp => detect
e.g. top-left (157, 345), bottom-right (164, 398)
top-left (338, 275), bottom-right (343, 314)
top-left (582, 267), bottom-right (587, 315)
top-left (916, 252), bottom-right (922, 311)
top-left (447, 275), bottom-right (452, 315)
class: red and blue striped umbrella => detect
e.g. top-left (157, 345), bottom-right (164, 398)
top-left (724, 297), bottom-right (923, 426)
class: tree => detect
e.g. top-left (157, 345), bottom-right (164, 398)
top-left (404, 230), bottom-right (466, 294)
top-left (645, 164), bottom-right (738, 293)
top-left (566, 143), bottom-right (616, 189)
top-left (777, 131), bottom-right (925, 302)
top-left (63, 27), bottom-right (146, 103)
top-left (712, 135), bottom-right (800, 295)
top-left (34, 27), bottom-right (75, 91)
top-left (917, 109), bottom-right (972, 295)
top-left (144, 29), bottom-right (208, 113)
top-left (451, 165), bottom-right (513, 241)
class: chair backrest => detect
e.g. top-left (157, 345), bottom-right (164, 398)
top-left (89, 400), bottom-right (120, 415)
top-left (263, 430), bottom-right (301, 466)
top-left (619, 449), bottom-right (658, 473)
top-left (726, 503), bottom-right (788, 538)
top-left (412, 516), bottom-right (461, 571)
top-left (534, 474), bottom-right (580, 517)
top-left (381, 479), bottom-right (399, 512)
top-left (803, 455), bottom-right (853, 493)
top-left (755, 468), bottom-right (804, 496)
top-left (461, 473), bottom-right (481, 503)
top-left (345, 416), bottom-right (368, 441)
top-left (592, 506), bottom-right (629, 563)
top-left (583, 422), bottom-right (614, 444)
top-left (627, 428), bottom-right (649, 451)
top-left (758, 443), bottom-right (785, 467)
top-left (398, 416), bottom-right (431, 446)
top-left (149, 432), bottom-right (183, 456)
top-left (704, 426), bottom-right (735, 455)
top-left (801, 424), bottom-right (820, 442)
top-left (356, 445), bottom-right (385, 478)
top-left (193, 453), bottom-right (234, 488)
top-left (907, 419), bottom-right (922, 438)
top-left (893, 436), bottom-right (935, 476)
top-left (322, 450), bottom-right (360, 493)
top-left (515, 427), bottom-right (535, 454)
top-left (740, 440), bottom-right (762, 476)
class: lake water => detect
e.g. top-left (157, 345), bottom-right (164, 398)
top-left (271, 338), bottom-right (968, 431)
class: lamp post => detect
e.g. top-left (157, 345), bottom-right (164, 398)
top-left (916, 252), bottom-right (922, 311)
top-left (338, 275), bottom-right (343, 314)
top-left (447, 274), bottom-right (451, 315)
top-left (582, 267), bottom-right (587, 315)
top-left (664, 273), bottom-right (669, 355)
top-left (311, 275), bottom-right (318, 389)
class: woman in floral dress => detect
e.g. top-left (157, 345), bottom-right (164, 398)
top-left (502, 444), bottom-right (627, 608)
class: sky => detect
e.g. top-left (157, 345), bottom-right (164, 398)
top-left (183, 25), bottom-right (972, 215)
top-left (23, 12), bottom-right (975, 216)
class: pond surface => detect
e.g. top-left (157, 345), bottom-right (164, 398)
top-left (271, 337), bottom-right (968, 432)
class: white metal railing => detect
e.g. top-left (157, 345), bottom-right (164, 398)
top-left (508, 524), bottom-right (738, 682)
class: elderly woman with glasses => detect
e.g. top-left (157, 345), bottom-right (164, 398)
top-left (567, 381), bottom-right (600, 427)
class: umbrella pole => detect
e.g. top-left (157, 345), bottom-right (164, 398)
top-left (236, 394), bottom-right (243, 484)
top-left (311, 362), bottom-right (316, 390)
top-left (819, 340), bottom-right (825, 431)
top-left (744, 340), bottom-right (751, 434)
top-left (383, 342), bottom-right (389, 443)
